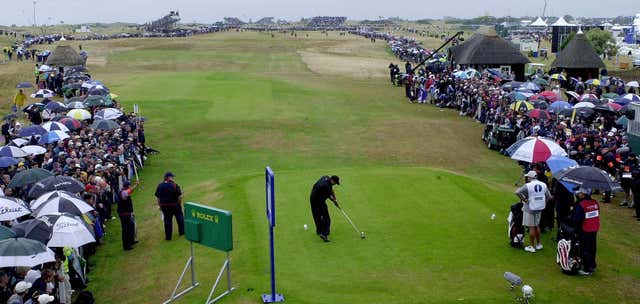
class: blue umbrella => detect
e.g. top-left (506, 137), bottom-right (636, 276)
top-left (613, 98), bottom-right (630, 106)
top-left (509, 92), bottom-right (528, 101)
top-left (546, 155), bottom-right (579, 191)
top-left (548, 101), bottom-right (573, 113)
top-left (18, 125), bottom-right (47, 137)
top-left (520, 82), bottom-right (541, 92)
top-left (44, 102), bottom-right (66, 113)
top-left (0, 157), bottom-right (18, 168)
top-left (38, 131), bottom-right (70, 145)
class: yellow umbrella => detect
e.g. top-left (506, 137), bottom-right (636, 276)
top-left (509, 101), bottom-right (534, 112)
top-left (550, 74), bottom-right (566, 81)
top-left (66, 109), bottom-right (92, 120)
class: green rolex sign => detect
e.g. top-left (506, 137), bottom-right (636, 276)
top-left (184, 202), bottom-right (233, 252)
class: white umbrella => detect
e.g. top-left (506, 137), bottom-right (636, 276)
top-left (574, 102), bottom-right (596, 109)
top-left (11, 138), bottom-right (29, 147)
top-left (94, 108), bottom-right (123, 120)
top-left (41, 121), bottom-right (70, 132)
top-left (38, 65), bottom-right (53, 72)
top-left (65, 101), bottom-right (86, 109)
top-left (30, 89), bottom-right (54, 99)
top-left (0, 238), bottom-right (55, 268)
top-left (0, 197), bottom-right (31, 221)
top-left (45, 214), bottom-right (96, 248)
top-left (21, 145), bottom-right (47, 156)
top-left (31, 191), bottom-right (81, 209)
top-left (506, 136), bottom-right (567, 163)
top-left (626, 81), bottom-right (639, 88)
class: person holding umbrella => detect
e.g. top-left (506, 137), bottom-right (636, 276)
top-left (118, 180), bottom-right (140, 250)
top-left (571, 187), bottom-right (600, 275)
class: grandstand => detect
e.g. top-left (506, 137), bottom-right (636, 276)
top-left (144, 11), bottom-right (181, 33)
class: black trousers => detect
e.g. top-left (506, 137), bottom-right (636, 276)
top-left (580, 232), bottom-right (597, 272)
top-left (310, 200), bottom-right (330, 236)
top-left (119, 215), bottom-right (135, 249)
top-left (161, 205), bottom-right (184, 240)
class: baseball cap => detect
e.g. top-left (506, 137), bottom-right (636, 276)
top-left (38, 294), bottom-right (55, 304)
top-left (164, 172), bottom-right (175, 179)
top-left (524, 171), bottom-right (537, 179)
top-left (14, 281), bottom-right (31, 293)
top-left (330, 175), bottom-right (340, 185)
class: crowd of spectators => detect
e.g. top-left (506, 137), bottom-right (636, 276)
top-left (0, 68), bottom-right (149, 303)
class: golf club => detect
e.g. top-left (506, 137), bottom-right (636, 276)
top-left (339, 207), bottom-right (365, 239)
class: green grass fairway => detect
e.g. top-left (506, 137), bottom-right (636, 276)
top-left (1, 32), bottom-right (639, 303)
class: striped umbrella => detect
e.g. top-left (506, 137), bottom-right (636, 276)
top-left (66, 101), bottom-right (86, 109)
top-left (21, 145), bottom-right (47, 156)
top-left (38, 131), bottom-right (70, 145)
top-left (574, 101), bottom-right (596, 109)
top-left (67, 109), bottom-right (92, 120)
top-left (44, 101), bottom-right (66, 113)
top-left (41, 121), bottom-right (70, 132)
top-left (10, 138), bottom-right (29, 147)
top-left (18, 125), bottom-right (47, 138)
top-left (94, 108), bottom-right (123, 120)
top-left (579, 93), bottom-right (598, 101)
top-left (0, 146), bottom-right (29, 158)
top-left (526, 109), bottom-right (551, 120)
top-left (621, 93), bottom-right (640, 102)
top-left (31, 191), bottom-right (83, 210)
top-left (585, 79), bottom-right (601, 86)
top-left (550, 74), bottom-right (566, 81)
top-left (506, 136), bottom-right (567, 163)
top-left (30, 89), bottom-right (54, 99)
top-left (509, 101), bottom-right (534, 112)
top-left (33, 196), bottom-right (94, 217)
top-left (58, 118), bottom-right (82, 130)
top-left (0, 157), bottom-right (19, 168)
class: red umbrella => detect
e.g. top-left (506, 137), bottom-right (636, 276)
top-left (57, 117), bottom-right (82, 131)
top-left (526, 109), bottom-right (551, 120)
top-left (607, 102), bottom-right (622, 111)
top-left (528, 94), bottom-right (544, 101)
top-left (540, 91), bottom-right (558, 102)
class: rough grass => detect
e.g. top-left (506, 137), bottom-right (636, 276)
top-left (1, 31), bottom-right (638, 303)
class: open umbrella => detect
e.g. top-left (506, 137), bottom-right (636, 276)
top-left (58, 118), bottom-right (82, 130)
top-left (94, 108), bottom-right (123, 120)
top-left (0, 146), bottom-right (29, 158)
top-left (616, 116), bottom-right (629, 128)
top-left (626, 81), bottom-right (639, 88)
top-left (90, 120), bottom-right (120, 131)
top-left (614, 97), bottom-right (631, 106)
top-left (621, 93), bottom-right (640, 102)
top-left (45, 213), bottom-right (96, 248)
top-left (501, 81), bottom-right (522, 91)
top-left (534, 78), bottom-right (549, 87)
top-left (33, 195), bottom-right (93, 217)
top-left (16, 82), bottom-right (33, 89)
top-left (0, 197), bottom-right (31, 221)
top-left (593, 103), bottom-right (618, 114)
top-left (67, 109), bottom-right (91, 120)
top-left (41, 121), bottom-right (69, 132)
top-left (7, 168), bottom-right (53, 188)
top-left (0, 226), bottom-right (16, 241)
top-left (526, 109), bottom-right (551, 120)
top-left (509, 101), bottom-right (534, 112)
top-left (554, 166), bottom-right (620, 191)
top-left (579, 93), bottom-right (598, 101)
top-left (506, 136), bottom-right (567, 163)
top-left (67, 96), bottom-right (85, 103)
top-left (602, 93), bottom-right (620, 99)
top-left (38, 64), bottom-right (53, 72)
top-left (0, 238), bottom-right (55, 268)
top-left (550, 74), bottom-right (566, 81)
top-left (574, 101), bottom-right (596, 109)
top-left (23, 103), bottom-right (45, 113)
top-left (11, 218), bottom-right (52, 244)
top-left (30, 191), bottom-right (82, 209)
top-left (548, 101), bottom-right (573, 113)
top-left (18, 125), bottom-right (47, 138)
top-left (565, 91), bottom-right (580, 100)
top-left (562, 107), bottom-right (595, 119)
top-left (84, 95), bottom-right (112, 107)
top-left (44, 101), bottom-right (66, 113)
top-left (66, 101), bottom-right (86, 109)
top-left (585, 79), bottom-right (601, 86)
top-left (30, 89), bottom-right (54, 99)
top-left (545, 155), bottom-right (579, 191)
top-left (509, 92), bottom-right (528, 101)
top-left (38, 130), bottom-right (70, 145)
top-left (539, 91), bottom-right (558, 102)
top-left (81, 80), bottom-right (103, 89)
top-left (28, 176), bottom-right (85, 199)
top-left (11, 138), bottom-right (29, 147)
top-left (520, 82), bottom-right (541, 92)
top-left (0, 157), bottom-right (18, 168)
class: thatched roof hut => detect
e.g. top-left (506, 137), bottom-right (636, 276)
top-left (450, 27), bottom-right (530, 80)
top-left (551, 31), bottom-right (605, 80)
top-left (45, 45), bottom-right (85, 67)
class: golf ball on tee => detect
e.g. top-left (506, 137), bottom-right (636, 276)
top-left (491, 213), bottom-right (496, 220)
top-left (303, 224), bottom-right (308, 230)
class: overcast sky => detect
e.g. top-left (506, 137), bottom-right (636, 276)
top-left (1, 0), bottom-right (637, 26)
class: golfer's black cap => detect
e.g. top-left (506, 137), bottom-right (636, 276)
top-left (164, 172), bottom-right (175, 179)
top-left (330, 175), bottom-right (340, 185)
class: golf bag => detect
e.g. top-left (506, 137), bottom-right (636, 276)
top-left (507, 202), bottom-right (525, 248)
top-left (556, 222), bottom-right (581, 275)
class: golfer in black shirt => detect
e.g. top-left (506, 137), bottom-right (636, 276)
top-left (310, 175), bottom-right (340, 242)
top-left (155, 172), bottom-right (184, 240)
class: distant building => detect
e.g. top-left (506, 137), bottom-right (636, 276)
top-left (75, 25), bottom-right (91, 33)
top-left (551, 16), bottom-right (603, 53)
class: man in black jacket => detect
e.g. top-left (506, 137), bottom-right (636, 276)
top-left (309, 175), bottom-right (340, 242)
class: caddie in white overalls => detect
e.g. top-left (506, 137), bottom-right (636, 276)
top-left (515, 171), bottom-right (552, 253)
